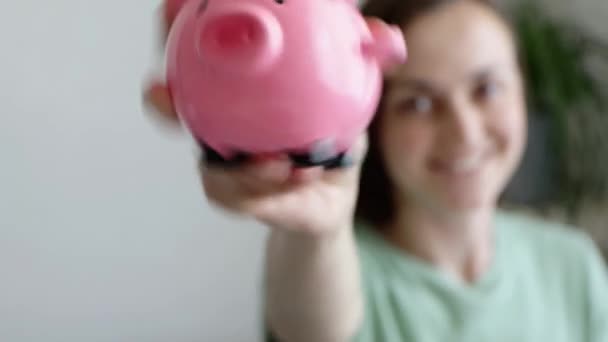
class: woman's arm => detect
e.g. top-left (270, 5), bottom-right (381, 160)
top-left (584, 238), bottom-right (608, 342)
top-left (264, 225), bottom-right (363, 342)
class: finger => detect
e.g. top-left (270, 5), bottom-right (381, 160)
top-left (245, 156), bottom-right (294, 183)
top-left (199, 154), bottom-right (315, 219)
top-left (201, 170), bottom-right (253, 213)
top-left (244, 183), bottom-right (328, 232)
top-left (143, 81), bottom-right (180, 125)
top-left (201, 157), bottom-right (292, 196)
top-left (288, 167), bottom-right (324, 184)
top-left (200, 166), bottom-right (284, 217)
top-left (227, 165), bottom-right (326, 222)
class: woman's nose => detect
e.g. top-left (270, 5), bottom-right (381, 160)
top-left (441, 101), bottom-right (485, 153)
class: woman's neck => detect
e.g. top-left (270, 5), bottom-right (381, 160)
top-left (384, 204), bottom-right (496, 284)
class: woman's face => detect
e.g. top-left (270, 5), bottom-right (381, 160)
top-left (379, 0), bottom-right (527, 214)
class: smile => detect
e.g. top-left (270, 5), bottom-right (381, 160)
top-left (429, 153), bottom-right (488, 176)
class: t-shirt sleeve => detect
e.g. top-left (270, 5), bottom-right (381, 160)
top-left (579, 235), bottom-right (608, 342)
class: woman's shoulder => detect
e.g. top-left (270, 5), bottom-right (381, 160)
top-left (497, 209), bottom-right (608, 336)
top-left (353, 209), bottom-right (606, 275)
top-left (354, 209), bottom-right (595, 253)
top-left (494, 208), bottom-right (598, 257)
top-left (495, 209), bottom-right (607, 284)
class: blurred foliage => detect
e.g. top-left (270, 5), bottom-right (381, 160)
top-left (509, 1), bottom-right (608, 221)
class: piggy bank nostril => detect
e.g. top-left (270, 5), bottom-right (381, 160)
top-left (194, 8), bottom-right (283, 73)
top-left (206, 15), bottom-right (261, 49)
top-left (223, 22), bottom-right (256, 46)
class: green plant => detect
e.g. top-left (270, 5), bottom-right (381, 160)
top-left (510, 1), bottom-right (608, 220)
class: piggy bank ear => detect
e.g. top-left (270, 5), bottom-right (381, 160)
top-left (164, 0), bottom-right (188, 27)
top-left (340, 0), bottom-right (358, 6)
top-left (362, 17), bottom-right (407, 70)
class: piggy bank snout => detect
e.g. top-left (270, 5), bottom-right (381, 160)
top-left (196, 7), bottom-right (283, 73)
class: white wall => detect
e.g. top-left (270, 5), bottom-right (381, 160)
top-left (2, 0), bottom-right (605, 341)
top-left (0, 1), bottom-right (267, 341)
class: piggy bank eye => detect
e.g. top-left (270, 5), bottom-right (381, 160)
top-left (198, 0), bottom-right (209, 13)
top-left (274, 0), bottom-right (284, 4)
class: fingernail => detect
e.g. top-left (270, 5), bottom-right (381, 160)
top-left (255, 160), bottom-right (291, 180)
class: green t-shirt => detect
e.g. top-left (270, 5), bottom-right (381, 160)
top-left (264, 210), bottom-right (608, 341)
top-left (352, 210), bottom-right (608, 342)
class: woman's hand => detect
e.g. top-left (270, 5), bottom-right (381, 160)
top-left (142, 0), bottom-right (368, 236)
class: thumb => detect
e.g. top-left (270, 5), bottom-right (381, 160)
top-left (142, 80), bottom-right (181, 127)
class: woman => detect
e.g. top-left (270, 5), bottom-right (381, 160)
top-left (144, 0), bottom-right (608, 340)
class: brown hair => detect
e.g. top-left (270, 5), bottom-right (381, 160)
top-left (354, 0), bottom-right (513, 230)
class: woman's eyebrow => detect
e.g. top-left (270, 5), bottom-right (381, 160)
top-left (469, 63), bottom-right (512, 82)
top-left (472, 68), bottom-right (495, 81)
top-left (391, 79), bottom-right (439, 94)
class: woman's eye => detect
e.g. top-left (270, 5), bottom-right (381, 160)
top-left (474, 80), bottom-right (500, 101)
top-left (395, 96), bottom-right (433, 115)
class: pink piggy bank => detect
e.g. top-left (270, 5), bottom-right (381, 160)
top-left (165, 0), bottom-right (407, 168)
